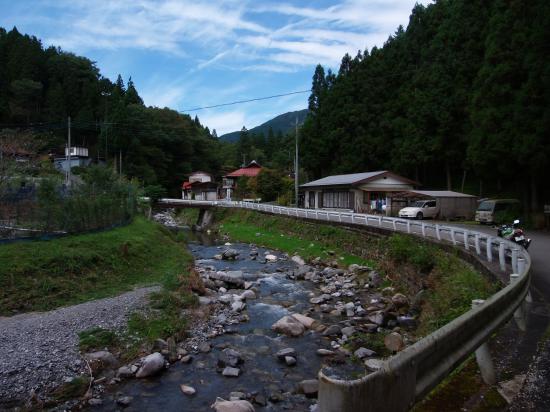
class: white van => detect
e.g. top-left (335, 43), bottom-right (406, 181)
top-left (475, 199), bottom-right (520, 224)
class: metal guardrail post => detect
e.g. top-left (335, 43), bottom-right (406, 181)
top-left (463, 231), bottom-right (469, 250)
top-left (518, 258), bottom-right (532, 303)
top-left (499, 242), bottom-right (506, 271)
top-left (407, 221), bottom-right (411, 233)
top-left (379, 216), bottom-right (382, 227)
top-left (450, 228), bottom-right (456, 245)
top-left (510, 274), bottom-right (527, 331)
top-left (471, 299), bottom-right (496, 384)
top-left (435, 224), bottom-right (441, 241)
top-left (486, 237), bottom-right (493, 262)
top-left (475, 234), bottom-right (481, 255)
top-left (511, 249), bottom-right (519, 274)
top-left (421, 223), bottom-right (426, 237)
top-left (392, 220), bottom-right (397, 231)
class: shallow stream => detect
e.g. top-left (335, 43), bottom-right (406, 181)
top-left (91, 230), bottom-right (364, 411)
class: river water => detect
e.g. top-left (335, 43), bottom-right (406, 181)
top-left (90, 230), bottom-right (365, 411)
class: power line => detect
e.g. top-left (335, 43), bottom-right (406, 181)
top-left (180, 89), bottom-right (311, 112)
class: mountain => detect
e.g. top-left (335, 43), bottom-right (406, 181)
top-left (220, 109), bottom-right (309, 142)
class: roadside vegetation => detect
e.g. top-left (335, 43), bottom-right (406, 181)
top-left (0, 217), bottom-right (192, 315)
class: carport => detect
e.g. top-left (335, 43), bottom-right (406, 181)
top-left (393, 190), bottom-right (478, 220)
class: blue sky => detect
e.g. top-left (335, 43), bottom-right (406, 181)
top-left (0, 0), bottom-right (430, 135)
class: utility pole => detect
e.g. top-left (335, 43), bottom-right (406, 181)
top-left (67, 116), bottom-right (71, 187)
top-left (294, 117), bottom-right (299, 207)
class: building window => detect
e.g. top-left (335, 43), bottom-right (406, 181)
top-left (366, 191), bottom-right (386, 212)
top-left (322, 191), bottom-right (350, 208)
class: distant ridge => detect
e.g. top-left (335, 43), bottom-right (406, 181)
top-left (220, 109), bottom-right (309, 142)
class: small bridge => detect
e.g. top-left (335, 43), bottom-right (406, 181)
top-left (158, 198), bottom-right (531, 412)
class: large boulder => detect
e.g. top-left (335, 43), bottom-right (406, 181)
top-left (384, 332), bottom-right (405, 352)
top-left (391, 293), bottom-right (409, 308)
top-left (271, 315), bottom-right (306, 337)
top-left (211, 398), bottom-right (255, 412)
top-left (136, 352), bottom-right (165, 378)
top-left (222, 249), bottom-right (239, 260)
top-left (210, 271), bottom-right (244, 287)
top-left (291, 313), bottom-right (316, 329)
top-left (84, 351), bottom-right (119, 374)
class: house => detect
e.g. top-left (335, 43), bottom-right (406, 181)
top-left (53, 146), bottom-right (92, 172)
top-left (301, 171), bottom-right (417, 215)
top-left (181, 171), bottom-right (218, 201)
top-left (222, 160), bottom-right (262, 200)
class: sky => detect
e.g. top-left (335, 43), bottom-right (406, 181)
top-left (0, 0), bottom-right (430, 135)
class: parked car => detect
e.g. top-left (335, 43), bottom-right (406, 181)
top-left (398, 200), bottom-right (439, 220)
top-left (475, 199), bottom-right (520, 224)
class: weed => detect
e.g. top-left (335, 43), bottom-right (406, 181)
top-left (78, 328), bottom-right (117, 352)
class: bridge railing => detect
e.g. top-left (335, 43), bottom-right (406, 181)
top-left (159, 198), bottom-right (531, 411)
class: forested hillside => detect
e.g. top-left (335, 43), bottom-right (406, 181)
top-left (220, 109), bottom-right (308, 142)
top-left (0, 27), bottom-right (224, 195)
top-left (301, 0), bottom-right (549, 212)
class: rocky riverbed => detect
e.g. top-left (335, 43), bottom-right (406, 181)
top-left (84, 228), bottom-right (420, 412)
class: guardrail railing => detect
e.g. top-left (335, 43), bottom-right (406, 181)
top-left (159, 198), bottom-right (531, 412)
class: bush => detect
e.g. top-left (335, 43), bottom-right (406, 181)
top-left (387, 234), bottom-right (436, 273)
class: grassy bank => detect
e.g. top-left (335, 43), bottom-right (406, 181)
top-left (211, 208), bottom-right (373, 267)
top-left (0, 217), bottom-right (193, 315)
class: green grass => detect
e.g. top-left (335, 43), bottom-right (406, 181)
top-left (0, 217), bottom-right (193, 315)
top-left (78, 327), bottom-right (117, 352)
top-left (216, 209), bottom-right (372, 267)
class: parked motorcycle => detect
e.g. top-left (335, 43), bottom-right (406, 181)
top-left (497, 219), bottom-right (532, 249)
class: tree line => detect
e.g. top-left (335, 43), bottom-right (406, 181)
top-left (300, 0), bottom-right (549, 213)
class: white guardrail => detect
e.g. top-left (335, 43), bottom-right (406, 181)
top-left (159, 199), bottom-right (531, 412)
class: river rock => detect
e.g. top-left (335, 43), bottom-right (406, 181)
top-left (84, 351), bottom-right (119, 373)
top-left (117, 365), bottom-right (135, 378)
top-left (211, 398), bottom-right (255, 412)
top-left (198, 342), bottom-right (211, 353)
top-left (180, 355), bottom-right (192, 364)
top-left (391, 293), bottom-right (409, 308)
top-left (271, 316), bottom-right (306, 337)
top-left (265, 254), bottom-right (278, 262)
top-left (367, 311), bottom-right (386, 326)
top-left (316, 349), bottom-right (335, 356)
top-left (219, 348), bottom-right (243, 367)
top-left (354, 347), bottom-right (376, 359)
top-left (211, 271), bottom-right (245, 287)
top-left (222, 366), bottom-right (241, 377)
top-left (397, 316), bottom-right (417, 330)
top-left (199, 296), bottom-right (213, 305)
top-left (239, 290), bottom-right (256, 300)
top-left (285, 356), bottom-right (297, 366)
top-left (180, 384), bottom-right (196, 395)
top-left (365, 358), bottom-right (384, 371)
top-left (291, 255), bottom-right (306, 266)
top-left (222, 249), bottom-right (239, 260)
top-left (322, 325), bottom-right (341, 336)
top-left (231, 301), bottom-right (246, 312)
top-left (136, 352), bottom-right (165, 378)
top-left (384, 332), bottom-right (405, 352)
top-left (276, 348), bottom-right (297, 360)
top-left (116, 396), bottom-right (132, 406)
top-left (297, 379), bottom-right (319, 398)
top-left (341, 326), bottom-right (355, 337)
top-left (291, 313), bottom-right (316, 329)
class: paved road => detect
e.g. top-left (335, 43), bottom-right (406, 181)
top-left (439, 222), bottom-right (550, 410)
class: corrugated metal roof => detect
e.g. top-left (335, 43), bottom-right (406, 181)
top-left (407, 190), bottom-right (476, 198)
top-left (301, 171), bottom-right (388, 187)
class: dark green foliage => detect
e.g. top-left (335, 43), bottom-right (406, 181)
top-left (387, 234), bottom-right (436, 273)
top-left (0, 27), bottom-right (223, 196)
top-left (299, 0), bottom-right (550, 212)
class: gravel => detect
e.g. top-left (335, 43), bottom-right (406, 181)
top-left (0, 286), bottom-right (159, 406)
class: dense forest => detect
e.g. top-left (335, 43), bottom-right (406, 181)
top-left (0, 26), bottom-right (227, 196)
top-left (0, 26), bottom-right (301, 196)
top-left (300, 0), bottom-right (549, 213)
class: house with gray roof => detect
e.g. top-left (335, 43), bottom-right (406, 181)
top-left (300, 171), bottom-right (417, 215)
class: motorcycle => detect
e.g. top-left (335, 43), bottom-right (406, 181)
top-left (497, 219), bottom-right (532, 249)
